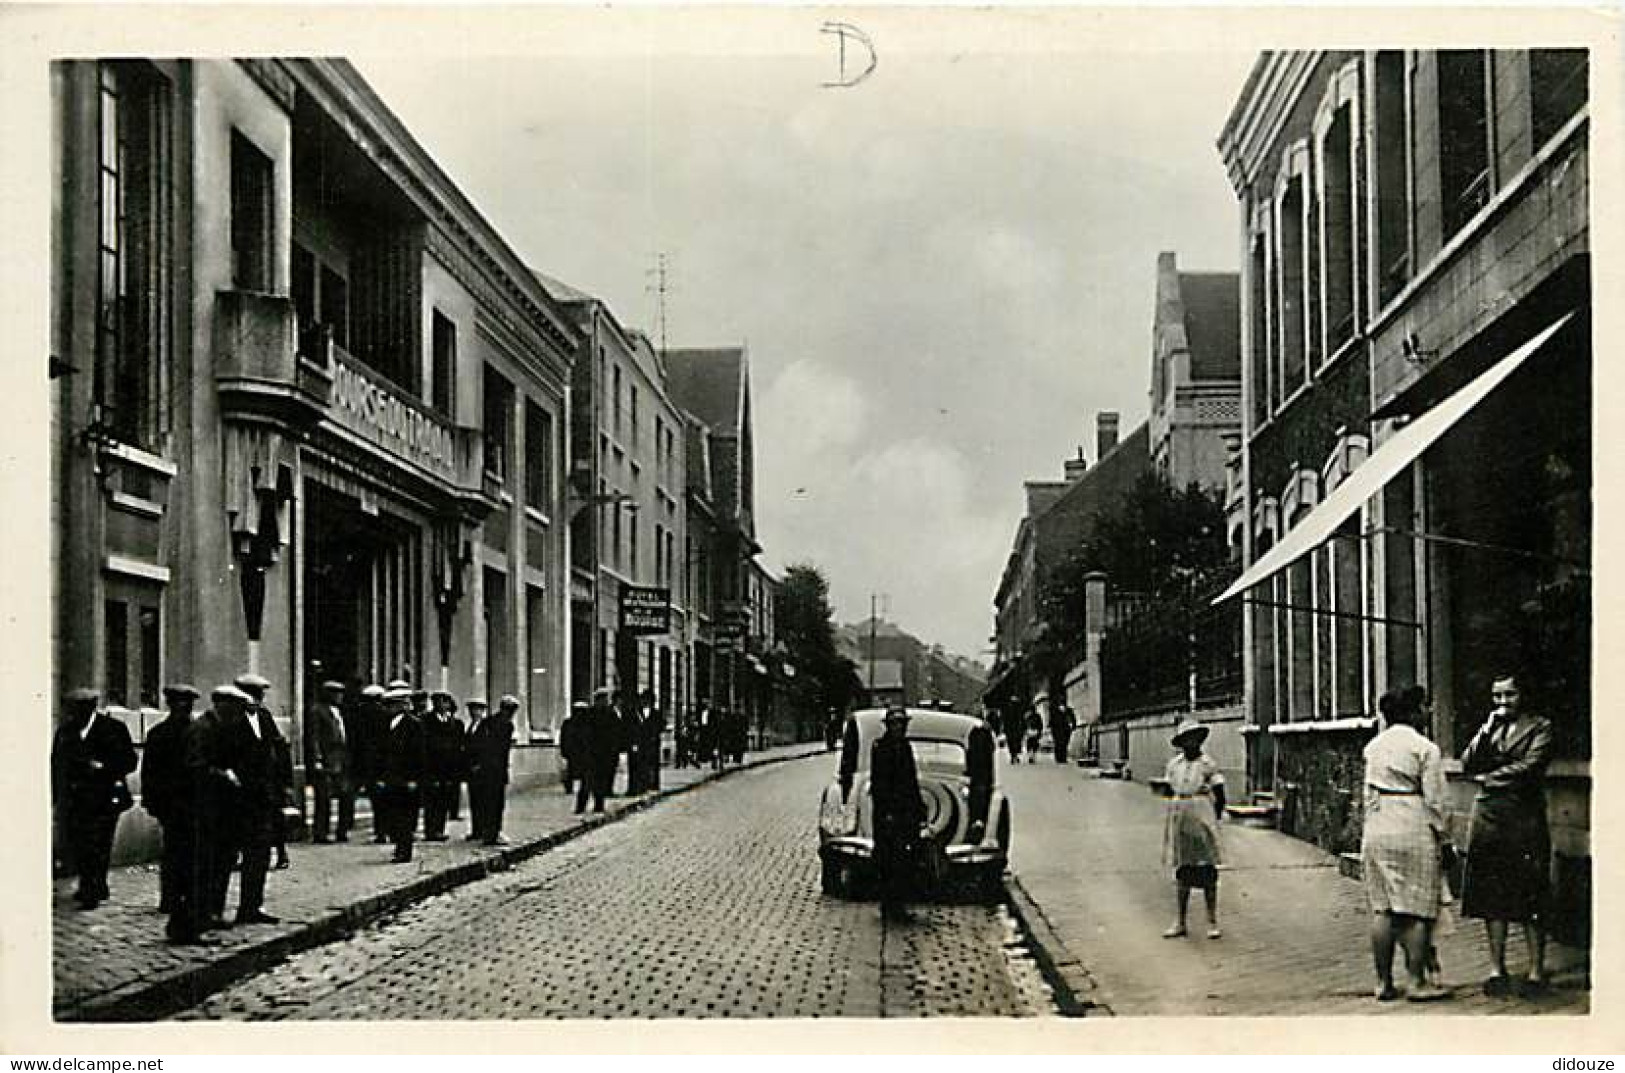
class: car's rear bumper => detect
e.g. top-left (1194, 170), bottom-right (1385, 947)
top-left (821, 836), bottom-right (874, 860)
top-left (821, 837), bottom-right (1005, 869)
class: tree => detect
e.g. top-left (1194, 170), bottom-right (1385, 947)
top-left (776, 563), bottom-right (864, 732)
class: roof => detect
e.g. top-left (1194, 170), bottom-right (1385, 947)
top-left (664, 348), bottom-right (747, 435)
top-left (531, 270), bottom-right (595, 306)
top-left (848, 708), bottom-right (986, 742)
top-left (1178, 271), bottom-right (1241, 381)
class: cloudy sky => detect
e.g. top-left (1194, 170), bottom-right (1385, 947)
top-left (356, 17), bottom-right (1254, 658)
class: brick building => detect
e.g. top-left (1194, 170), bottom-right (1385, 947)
top-left (1216, 50), bottom-right (1590, 939)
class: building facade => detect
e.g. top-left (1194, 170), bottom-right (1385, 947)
top-left (52, 59), bottom-right (574, 861)
top-left (1217, 49), bottom-right (1590, 939)
top-left (544, 274), bottom-right (690, 720)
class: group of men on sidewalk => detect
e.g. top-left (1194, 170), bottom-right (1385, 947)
top-left (558, 687), bottom-right (675, 814)
top-left (50, 675), bottom-right (517, 947)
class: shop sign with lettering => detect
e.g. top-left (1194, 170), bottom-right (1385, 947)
top-left (329, 356), bottom-right (459, 483)
top-left (620, 584), bottom-right (672, 635)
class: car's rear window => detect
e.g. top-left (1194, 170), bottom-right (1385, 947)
top-left (909, 739), bottom-right (967, 772)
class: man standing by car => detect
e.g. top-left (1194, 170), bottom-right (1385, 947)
top-left (870, 704), bottom-right (925, 924)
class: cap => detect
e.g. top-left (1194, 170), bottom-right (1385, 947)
top-left (361, 684), bottom-right (386, 699)
top-left (212, 685), bottom-right (253, 706)
top-left (430, 690), bottom-right (454, 702)
top-left (65, 687), bottom-right (100, 705)
top-left (883, 704), bottom-right (911, 723)
top-left (162, 684), bottom-right (201, 702)
top-left (571, 700), bottom-right (589, 710)
top-left (234, 673), bottom-right (271, 692)
top-left (321, 680), bottom-right (346, 693)
top-left (383, 686), bottom-right (413, 702)
top-left (498, 694), bottom-right (521, 709)
top-left (466, 697), bottom-right (489, 710)
top-left (386, 679), bottom-right (411, 691)
top-left (411, 689), bottom-right (429, 701)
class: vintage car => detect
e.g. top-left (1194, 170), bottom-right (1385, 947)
top-left (817, 708), bottom-right (1011, 900)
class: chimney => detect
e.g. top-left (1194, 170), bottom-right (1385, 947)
top-left (1063, 447), bottom-right (1089, 484)
top-left (1097, 411), bottom-right (1120, 459)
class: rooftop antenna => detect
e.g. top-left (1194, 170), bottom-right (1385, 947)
top-left (646, 252), bottom-right (673, 354)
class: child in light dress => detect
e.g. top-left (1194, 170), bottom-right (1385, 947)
top-left (1161, 720), bottom-right (1226, 939)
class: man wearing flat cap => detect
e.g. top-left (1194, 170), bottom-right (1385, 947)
top-left (375, 686), bottom-right (427, 862)
top-left (351, 684), bottom-right (387, 842)
top-left (142, 684), bottom-right (198, 922)
top-left (870, 705), bottom-right (926, 923)
top-left (52, 688), bottom-right (137, 910)
top-left (422, 691), bottom-right (466, 842)
top-left (216, 675), bottom-right (286, 924)
top-left (468, 696), bottom-right (516, 844)
top-left (305, 680), bottom-right (352, 844)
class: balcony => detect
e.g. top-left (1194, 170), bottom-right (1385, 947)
top-left (215, 289), bottom-right (332, 429)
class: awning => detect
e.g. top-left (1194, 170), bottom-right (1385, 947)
top-left (1214, 312), bottom-right (1574, 606)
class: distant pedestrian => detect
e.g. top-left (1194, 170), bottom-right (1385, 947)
top-left (52, 688), bottom-right (136, 910)
top-left (869, 705), bottom-right (925, 923)
top-left (640, 691), bottom-right (664, 792)
top-left (1023, 709), bottom-right (1043, 763)
top-left (824, 710), bottom-right (843, 752)
top-left (1003, 710), bottom-right (1023, 764)
top-left (141, 684), bottom-right (199, 918)
top-left (1460, 673), bottom-right (1553, 997)
top-left (375, 686), bottom-right (426, 863)
top-left (1161, 719), bottom-right (1225, 940)
top-left (467, 696), bottom-right (516, 845)
top-left (305, 681), bottom-right (353, 844)
top-left (576, 689), bottom-right (624, 814)
top-left (1052, 704), bottom-right (1075, 764)
top-left (1362, 687), bottom-right (1451, 1002)
top-left (560, 701), bottom-right (586, 791)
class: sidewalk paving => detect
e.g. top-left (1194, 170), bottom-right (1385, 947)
top-left (53, 743), bottom-right (828, 1022)
top-left (1004, 761), bottom-right (1590, 1017)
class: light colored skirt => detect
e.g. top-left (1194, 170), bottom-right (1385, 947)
top-left (1163, 796), bottom-right (1222, 870)
top-left (1361, 793), bottom-right (1441, 919)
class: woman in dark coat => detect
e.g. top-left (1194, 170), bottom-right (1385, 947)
top-left (1460, 673), bottom-right (1553, 995)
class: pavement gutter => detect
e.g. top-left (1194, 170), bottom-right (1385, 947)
top-left (58, 745), bottom-right (828, 1023)
top-left (1002, 873), bottom-right (1112, 1018)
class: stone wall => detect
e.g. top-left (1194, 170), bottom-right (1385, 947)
top-left (1274, 728), bottom-right (1369, 853)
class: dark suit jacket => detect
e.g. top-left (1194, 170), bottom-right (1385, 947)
top-left (304, 702), bottom-right (349, 776)
top-left (140, 714), bottom-right (193, 823)
top-left (52, 713), bottom-right (137, 818)
top-left (208, 707), bottom-right (286, 821)
top-left (426, 715), bottom-right (468, 780)
top-left (467, 714), bottom-right (514, 785)
top-left (376, 713), bottom-right (428, 787)
top-left (871, 732), bottom-right (924, 838)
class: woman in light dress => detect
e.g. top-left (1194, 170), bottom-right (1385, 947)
top-left (1161, 720), bottom-right (1226, 940)
top-left (1361, 686), bottom-right (1451, 1002)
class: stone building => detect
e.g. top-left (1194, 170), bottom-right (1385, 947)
top-left (541, 273), bottom-right (690, 719)
top-left (51, 59), bottom-right (574, 861)
top-left (1216, 49), bottom-right (1590, 939)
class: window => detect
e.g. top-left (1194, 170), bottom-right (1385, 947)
top-left (293, 243), bottom-right (316, 338)
top-left (1372, 51), bottom-right (1411, 306)
top-left (1437, 50), bottom-right (1491, 239)
top-left (292, 242), bottom-right (349, 357)
top-left (321, 264), bottom-right (349, 350)
top-left (96, 61), bottom-right (171, 451)
top-left (1248, 231), bottom-right (1271, 426)
top-left (654, 523), bottom-right (665, 585)
top-left (612, 495), bottom-right (623, 572)
top-left (483, 365), bottom-right (512, 483)
top-left (613, 365), bottom-right (623, 440)
top-left (1320, 105), bottom-right (1356, 353)
top-left (432, 311), bottom-right (456, 417)
top-left (1531, 49), bottom-right (1587, 148)
top-left (629, 514), bottom-right (640, 578)
top-left (1277, 173), bottom-right (1307, 397)
top-left (525, 400), bottom-right (553, 510)
top-left (230, 130), bottom-right (274, 292)
top-left (103, 584), bottom-right (161, 709)
top-left (630, 385), bottom-right (640, 450)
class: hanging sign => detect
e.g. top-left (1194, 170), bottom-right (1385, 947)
top-left (620, 584), bottom-right (672, 635)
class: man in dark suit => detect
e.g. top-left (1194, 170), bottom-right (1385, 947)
top-left (222, 674), bottom-right (287, 925)
top-left (870, 705), bottom-right (925, 923)
top-left (559, 701), bottom-right (585, 793)
top-left (305, 680), bottom-right (351, 843)
top-left (375, 687), bottom-right (426, 862)
top-left (422, 691), bottom-right (466, 842)
top-left (141, 684), bottom-right (198, 922)
top-left (467, 696), bottom-right (516, 844)
top-left (185, 687), bottom-right (239, 929)
top-left (52, 688), bottom-right (137, 910)
top-left (350, 684), bottom-right (387, 842)
top-left (576, 689), bottom-right (624, 815)
top-left (1052, 703), bottom-right (1075, 765)
top-left (639, 690), bottom-right (664, 792)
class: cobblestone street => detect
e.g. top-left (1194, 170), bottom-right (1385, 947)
top-left (174, 756), bottom-right (1054, 1020)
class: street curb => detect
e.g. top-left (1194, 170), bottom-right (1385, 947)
top-left (1002, 873), bottom-right (1113, 1018)
top-left (58, 745), bottom-right (828, 1023)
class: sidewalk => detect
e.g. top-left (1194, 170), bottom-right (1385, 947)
top-left (53, 743), bottom-right (828, 1022)
top-left (1003, 761), bottom-right (1590, 1016)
